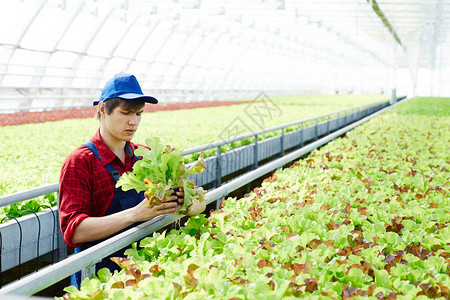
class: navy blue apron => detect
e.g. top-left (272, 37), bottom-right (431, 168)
top-left (70, 141), bottom-right (145, 288)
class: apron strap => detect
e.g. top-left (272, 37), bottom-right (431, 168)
top-left (129, 142), bottom-right (141, 161)
top-left (82, 141), bottom-right (120, 184)
top-left (82, 141), bottom-right (141, 183)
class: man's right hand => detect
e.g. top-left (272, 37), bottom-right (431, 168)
top-left (131, 194), bottom-right (178, 223)
top-left (71, 194), bottom-right (178, 245)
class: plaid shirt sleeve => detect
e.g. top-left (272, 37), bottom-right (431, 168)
top-left (58, 145), bottom-right (116, 248)
top-left (59, 135), bottom-right (149, 248)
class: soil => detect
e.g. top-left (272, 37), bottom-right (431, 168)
top-left (0, 100), bottom-right (252, 126)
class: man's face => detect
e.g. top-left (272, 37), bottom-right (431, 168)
top-left (100, 102), bottom-right (144, 143)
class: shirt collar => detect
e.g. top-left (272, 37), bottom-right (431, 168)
top-left (91, 128), bottom-right (134, 166)
top-left (125, 142), bottom-right (134, 157)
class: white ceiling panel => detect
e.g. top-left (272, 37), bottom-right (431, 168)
top-left (1, 0), bottom-right (450, 110)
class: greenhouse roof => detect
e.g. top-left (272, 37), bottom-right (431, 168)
top-left (1, 0), bottom-right (449, 110)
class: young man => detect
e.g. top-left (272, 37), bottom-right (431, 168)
top-left (58, 73), bottom-right (183, 287)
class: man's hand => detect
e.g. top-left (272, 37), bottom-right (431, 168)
top-left (174, 187), bottom-right (185, 205)
top-left (131, 194), bottom-right (178, 223)
top-left (71, 194), bottom-right (179, 245)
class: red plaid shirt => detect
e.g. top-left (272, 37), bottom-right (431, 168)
top-left (59, 129), bottom-right (146, 248)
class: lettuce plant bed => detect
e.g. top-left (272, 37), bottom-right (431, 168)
top-left (59, 101), bottom-right (449, 299)
top-left (0, 95), bottom-right (387, 220)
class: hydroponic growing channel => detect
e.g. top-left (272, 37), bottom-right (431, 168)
top-left (54, 98), bottom-right (449, 299)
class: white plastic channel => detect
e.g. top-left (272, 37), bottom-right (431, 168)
top-left (0, 98), bottom-right (409, 297)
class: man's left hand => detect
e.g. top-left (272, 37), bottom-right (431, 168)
top-left (175, 187), bottom-right (184, 204)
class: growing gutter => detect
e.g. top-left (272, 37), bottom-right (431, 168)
top-left (0, 97), bottom-right (410, 298)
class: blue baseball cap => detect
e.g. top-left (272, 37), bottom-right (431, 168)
top-left (93, 73), bottom-right (158, 106)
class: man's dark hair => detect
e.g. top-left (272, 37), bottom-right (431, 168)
top-left (96, 97), bottom-right (145, 119)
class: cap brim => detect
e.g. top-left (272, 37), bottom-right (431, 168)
top-left (93, 93), bottom-right (158, 106)
top-left (118, 93), bottom-right (158, 104)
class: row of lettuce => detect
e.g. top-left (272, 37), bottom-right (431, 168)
top-left (0, 95), bottom-right (387, 220)
top-left (60, 98), bottom-right (449, 299)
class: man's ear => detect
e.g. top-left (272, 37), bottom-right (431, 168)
top-left (98, 102), bottom-right (106, 117)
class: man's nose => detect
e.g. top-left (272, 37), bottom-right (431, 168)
top-left (129, 114), bottom-right (138, 124)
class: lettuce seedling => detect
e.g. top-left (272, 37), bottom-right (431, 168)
top-left (116, 137), bottom-right (207, 215)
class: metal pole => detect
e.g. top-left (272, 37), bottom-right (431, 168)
top-left (327, 115), bottom-right (330, 135)
top-left (253, 136), bottom-right (258, 169)
top-left (216, 146), bottom-right (222, 187)
top-left (0, 184), bottom-right (59, 207)
top-left (279, 128), bottom-right (284, 157)
top-left (56, 190), bottom-right (67, 262)
top-left (300, 122), bottom-right (304, 148)
top-left (216, 196), bottom-right (225, 210)
top-left (390, 89), bottom-right (397, 105)
top-left (314, 119), bottom-right (318, 141)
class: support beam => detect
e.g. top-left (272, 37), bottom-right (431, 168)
top-left (367, 0), bottom-right (402, 47)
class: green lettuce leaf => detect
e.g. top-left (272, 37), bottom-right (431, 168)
top-left (116, 137), bottom-right (207, 212)
top-left (116, 172), bottom-right (146, 192)
top-left (182, 152), bottom-right (206, 178)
